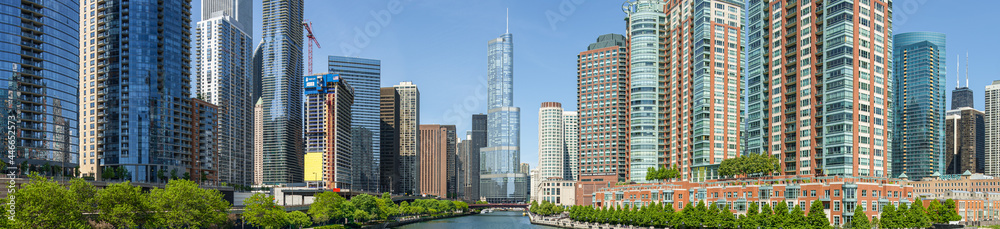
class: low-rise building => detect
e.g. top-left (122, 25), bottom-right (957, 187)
top-left (921, 190), bottom-right (1000, 222)
top-left (909, 171), bottom-right (1000, 195)
top-left (593, 176), bottom-right (915, 227)
top-left (537, 179), bottom-right (576, 206)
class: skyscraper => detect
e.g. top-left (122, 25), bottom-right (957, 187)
top-left (537, 102), bottom-right (578, 181)
top-left (395, 82), bottom-right (420, 194)
top-left (329, 56), bottom-right (381, 192)
top-left (195, 1), bottom-right (254, 186)
top-left (625, 0), bottom-right (744, 182)
top-left (190, 98), bottom-right (221, 184)
top-left (481, 28), bottom-right (526, 203)
top-left (80, 0), bottom-right (195, 181)
top-left (985, 81), bottom-right (1000, 177)
top-left (953, 87), bottom-right (974, 110)
top-left (891, 32), bottom-right (946, 180)
top-left (303, 74), bottom-right (354, 189)
top-left (467, 114), bottom-right (487, 201)
top-left (418, 124), bottom-right (456, 198)
top-left (576, 34), bottom-right (628, 206)
top-left (254, 98), bottom-right (263, 185)
top-left (747, 0), bottom-right (893, 178)
top-left (5, 0), bottom-right (78, 177)
top-left (945, 107), bottom-right (985, 174)
top-left (260, 0), bottom-right (304, 184)
top-left (350, 127), bottom-right (373, 191)
top-left (379, 87), bottom-right (401, 193)
top-left (456, 138), bottom-right (469, 199)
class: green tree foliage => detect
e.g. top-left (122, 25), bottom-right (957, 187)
top-left (926, 200), bottom-right (944, 223)
top-left (287, 211), bottom-right (312, 228)
top-left (871, 216), bottom-right (880, 229)
top-left (760, 202), bottom-right (774, 228)
top-left (11, 175), bottom-right (88, 228)
top-left (943, 199), bottom-right (962, 222)
top-left (880, 204), bottom-right (899, 229)
top-left (95, 181), bottom-right (151, 228)
top-left (350, 194), bottom-right (380, 218)
top-left (788, 204), bottom-right (806, 229)
top-left (718, 153), bottom-right (780, 177)
top-left (243, 193), bottom-right (288, 229)
top-left (147, 179), bottom-right (230, 228)
top-left (852, 205), bottom-right (871, 229)
top-left (644, 165), bottom-right (681, 181)
top-left (719, 205), bottom-right (738, 228)
top-left (773, 201), bottom-right (789, 228)
top-left (807, 199), bottom-right (830, 229)
top-left (529, 200), bottom-right (567, 216)
top-left (309, 192), bottom-right (347, 224)
top-left (908, 198), bottom-right (931, 228)
top-left (742, 201), bottom-right (761, 229)
top-left (69, 178), bottom-right (98, 213)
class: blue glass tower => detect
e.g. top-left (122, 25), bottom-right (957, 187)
top-left (328, 56), bottom-right (380, 192)
top-left (892, 32), bottom-right (946, 180)
top-left (3, 0), bottom-right (78, 176)
top-left (261, 0), bottom-right (304, 184)
top-left (480, 32), bottom-right (526, 203)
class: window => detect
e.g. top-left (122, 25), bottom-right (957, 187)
top-left (834, 201), bottom-right (841, 211)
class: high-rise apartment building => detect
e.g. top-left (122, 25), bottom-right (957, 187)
top-left (303, 74), bottom-right (354, 190)
top-left (395, 82), bottom-right (420, 194)
top-left (481, 29), bottom-right (527, 203)
top-left (746, 0), bottom-right (893, 178)
top-left (945, 107), bottom-right (985, 174)
top-left (466, 114), bottom-right (487, 201)
top-left (195, 2), bottom-right (254, 186)
top-left (254, 98), bottom-right (263, 185)
top-left (419, 124), bottom-right (456, 198)
top-left (260, 0), bottom-right (304, 184)
top-left (537, 102), bottom-right (578, 181)
top-left (351, 127), bottom-right (373, 191)
top-left (379, 87), bottom-right (401, 193)
top-left (4, 0), bottom-right (78, 177)
top-left (190, 99), bottom-right (220, 184)
top-left (456, 138), bottom-right (469, 199)
top-left (576, 34), bottom-right (628, 206)
top-left (625, 0), bottom-right (743, 182)
top-left (891, 32), bottom-right (945, 180)
top-left (329, 56), bottom-right (381, 192)
top-left (984, 81), bottom-right (1000, 177)
top-left (80, 0), bottom-right (195, 181)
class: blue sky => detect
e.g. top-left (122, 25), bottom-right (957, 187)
top-left (192, 0), bottom-right (1000, 169)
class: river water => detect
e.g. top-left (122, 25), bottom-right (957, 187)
top-left (396, 211), bottom-right (560, 229)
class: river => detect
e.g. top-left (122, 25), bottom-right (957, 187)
top-left (396, 211), bottom-right (560, 229)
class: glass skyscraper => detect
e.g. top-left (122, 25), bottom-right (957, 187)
top-left (481, 32), bottom-right (526, 203)
top-left (623, 0), bottom-right (665, 182)
top-left (261, 0), bottom-right (304, 184)
top-left (892, 32), bottom-right (946, 180)
top-left (328, 56), bottom-right (381, 192)
top-left (3, 0), bottom-right (78, 176)
top-left (196, 0), bottom-right (254, 186)
top-left (80, 0), bottom-right (195, 182)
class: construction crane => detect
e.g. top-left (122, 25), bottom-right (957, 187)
top-left (303, 20), bottom-right (320, 75)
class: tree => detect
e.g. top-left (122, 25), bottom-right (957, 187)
top-left (773, 201), bottom-right (789, 228)
top-left (807, 200), bottom-right (829, 229)
top-left (147, 179), bottom-right (230, 228)
top-left (243, 193), bottom-right (287, 229)
top-left (11, 174), bottom-right (88, 228)
top-left (719, 205), bottom-right (738, 228)
top-left (871, 216), bottom-right (881, 229)
top-left (309, 191), bottom-right (347, 224)
top-left (908, 198), bottom-right (930, 228)
top-left (852, 205), bottom-right (871, 229)
top-left (96, 181), bottom-right (151, 228)
top-left (742, 201), bottom-right (761, 229)
top-left (926, 200), bottom-right (945, 223)
top-left (287, 211), bottom-right (312, 228)
top-left (943, 199), bottom-right (962, 222)
top-left (760, 202), bottom-right (774, 228)
top-left (880, 204), bottom-right (898, 229)
top-left (69, 178), bottom-right (98, 214)
top-left (351, 194), bottom-right (380, 220)
top-left (352, 209), bottom-right (369, 223)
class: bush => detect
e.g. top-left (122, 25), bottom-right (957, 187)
top-left (312, 225), bottom-right (345, 229)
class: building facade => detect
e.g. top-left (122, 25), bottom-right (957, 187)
top-left (80, 0), bottom-right (194, 182)
top-left (910, 172), bottom-right (1000, 196)
top-left (329, 56), bottom-right (381, 192)
top-left (481, 32), bottom-right (527, 203)
top-left (986, 80), bottom-right (1000, 177)
top-left (351, 127), bottom-right (373, 192)
top-left (379, 87), bottom-right (401, 193)
top-left (577, 33), bottom-right (629, 206)
top-left (945, 108), bottom-right (986, 175)
top-left (254, 98), bottom-right (263, 185)
top-left (189, 99), bottom-right (220, 184)
top-left (195, 10), bottom-right (254, 186)
top-left (419, 124), bottom-right (456, 198)
top-left (536, 180), bottom-right (576, 206)
top-left (891, 32), bottom-right (946, 180)
top-left (746, 0), bottom-right (893, 178)
top-left (395, 82), bottom-right (420, 195)
top-left (623, 0), bottom-right (665, 182)
top-left (4, 0), bottom-right (78, 177)
top-left (594, 177), bottom-right (915, 227)
top-left (953, 87), bottom-right (974, 110)
top-left (303, 74), bottom-right (354, 190)
top-left (201, 0), bottom-right (252, 36)
top-left (467, 114), bottom-right (487, 201)
top-left (260, 0), bottom-right (304, 184)
top-left (538, 102), bottom-right (578, 181)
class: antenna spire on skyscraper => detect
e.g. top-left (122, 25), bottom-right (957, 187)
top-left (966, 52), bottom-right (969, 87)
top-left (957, 54), bottom-right (960, 88)
top-left (506, 8), bottom-right (509, 33)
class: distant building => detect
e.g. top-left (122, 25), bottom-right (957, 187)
top-left (254, 98), bottom-right (264, 185)
top-left (303, 74), bottom-right (354, 190)
top-left (953, 88), bottom-right (974, 110)
top-left (910, 171), bottom-right (1000, 196)
top-left (945, 108), bottom-right (985, 174)
top-left (395, 82), bottom-right (420, 195)
top-left (537, 102), bottom-right (578, 180)
top-left (351, 127), bottom-right (374, 192)
top-left (456, 138), bottom-right (469, 199)
top-left (419, 124), bottom-right (456, 198)
top-left (536, 179), bottom-right (576, 206)
top-left (190, 99), bottom-right (221, 184)
top-left (986, 81), bottom-right (1000, 177)
top-left (379, 87), bottom-right (401, 193)
top-left (464, 114), bottom-right (487, 201)
top-left (521, 163), bottom-right (530, 174)
top-left (329, 56), bottom-right (381, 192)
top-left (892, 32), bottom-right (946, 180)
top-left (920, 191), bottom-right (1000, 222)
top-left (576, 33), bottom-right (629, 206)
top-left (260, 0), bottom-right (305, 185)
top-left (481, 30), bottom-right (527, 203)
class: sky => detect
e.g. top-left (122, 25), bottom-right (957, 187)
top-left (191, 0), bottom-right (1000, 169)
